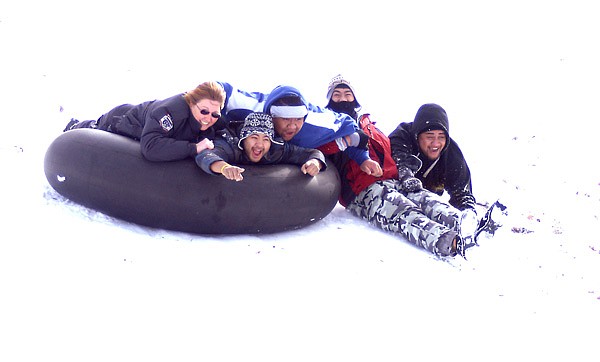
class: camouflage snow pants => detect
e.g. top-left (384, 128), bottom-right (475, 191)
top-left (346, 179), bottom-right (461, 255)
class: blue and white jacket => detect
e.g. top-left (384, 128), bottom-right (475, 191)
top-left (218, 82), bottom-right (370, 166)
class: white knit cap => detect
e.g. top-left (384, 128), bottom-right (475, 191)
top-left (325, 74), bottom-right (360, 107)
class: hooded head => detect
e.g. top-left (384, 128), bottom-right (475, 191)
top-left (412, 103), bottom-right (449, 138)
top-left (237, 112), bottom-right (283, 150)
top-left (412, 103), bottom-right (450, 160)
top-left (264, 85), bottom-right (309, 118)
top-left (264, 85), bottom-right (309, 141)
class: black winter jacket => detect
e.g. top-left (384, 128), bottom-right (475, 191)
top-left (388, 104), bottom-right (476, 210)
top-left (100, 94), bottom-right (221, 162)
top-left (195, 127), bottom-right (327, 174)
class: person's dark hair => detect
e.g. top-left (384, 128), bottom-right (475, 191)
top-left (272, 95), bottom-right (304, 107)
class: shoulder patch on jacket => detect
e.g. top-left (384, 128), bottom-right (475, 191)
top-left (160, 114), bottom-right (173, 132)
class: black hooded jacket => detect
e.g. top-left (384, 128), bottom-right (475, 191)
top-left (388, 103), bottom-right (476, 210)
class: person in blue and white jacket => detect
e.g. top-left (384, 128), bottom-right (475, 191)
top-left (217, 82), bottom-right (382, 177)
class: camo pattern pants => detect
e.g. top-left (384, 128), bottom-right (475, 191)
top-left (346, 179), bottom-right (461, 255)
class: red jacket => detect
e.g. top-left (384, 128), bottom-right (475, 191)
top-left (328, 114), bottom-right (399, 207)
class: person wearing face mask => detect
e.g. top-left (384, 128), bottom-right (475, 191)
top-left (323, 75), bottom-right (461, 257)
top-left (195, 112), bottom-right (326, 182)
top-left (324, 75), bottom-right (504, 258)
top-left (63, 81), bottom-right (226, 162)
top-left (216, 82), bottom-right (377, 176)
top-left (325, 74), bottom-right (362, 121)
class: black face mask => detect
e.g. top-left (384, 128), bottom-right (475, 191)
top-left (328, 101), bottom-right (358, 119)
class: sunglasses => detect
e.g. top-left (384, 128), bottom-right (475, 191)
top-left (196, 104), bottom-right (221, 119)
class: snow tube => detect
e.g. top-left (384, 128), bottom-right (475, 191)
top-left (44, 129), bottom-right (341, 234)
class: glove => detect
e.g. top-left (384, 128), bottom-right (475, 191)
top-left (401, 177), bottom-right (423, 193)
top-left (357, 129), bottom-right (370, 150)
top-left (459, 208), bottom-right (478, 239)
top-left (398, 166), bottom-right (423, 193)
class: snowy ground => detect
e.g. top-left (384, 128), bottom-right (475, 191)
top-left (1, 1), bottom-right (599, 361)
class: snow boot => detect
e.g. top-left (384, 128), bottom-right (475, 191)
top-left (459, 209), bottom-right (479, 239)
top-left (435, 230), bottom-right (466, 259)
top-left (435, 230), bottom-right (457, 257)
top-left (474, 200), bottom-right (507, 242)
top-left (63, 118), bottom-right (80, 132)
top-left (455, 235), bottom-right (466, 259)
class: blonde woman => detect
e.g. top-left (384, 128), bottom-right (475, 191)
top-left (64, 81), bottom-right (226, 162)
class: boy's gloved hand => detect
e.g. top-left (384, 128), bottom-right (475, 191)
top-left (398, 166), bottom-right (423, 193)
top-left (401, 177), bottom-right (423, 192)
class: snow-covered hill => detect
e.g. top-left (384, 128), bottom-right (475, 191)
top-left (1, 1), bottom-right (599, 361)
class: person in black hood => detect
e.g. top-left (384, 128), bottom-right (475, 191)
top-left (324, 77), bottom-right (469, 258)
top-left (389, 103), bottom-right (479, 240)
